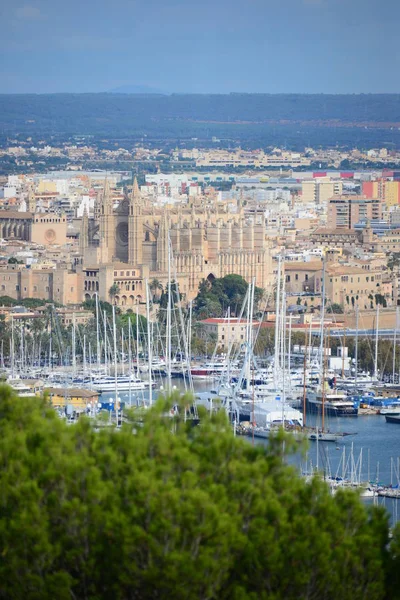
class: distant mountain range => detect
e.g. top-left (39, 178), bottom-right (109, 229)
top-left (108, 84), bottom-right (167, 95)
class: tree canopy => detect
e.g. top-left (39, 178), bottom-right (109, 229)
top-left (0, 385), bottom-right (399, 599)
top-left (194, 274), bottom-right (264, 318)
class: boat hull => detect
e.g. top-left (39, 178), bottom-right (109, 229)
top-left (385, 415), bottom-right (400, 424)
top-left (306, 398), bottom-right (358, 417)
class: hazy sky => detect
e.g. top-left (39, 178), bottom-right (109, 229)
top-left (1, 0), bottom-right (399, 94)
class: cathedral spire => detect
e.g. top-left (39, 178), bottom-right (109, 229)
top-left (27, 184), bottom-right (36, 214)
top-left (132, 176), bottom-right (140, 199)
top-left (102, 177), bottom-right (113, 214)
top-left (129, 176), bottom-right (142, 216)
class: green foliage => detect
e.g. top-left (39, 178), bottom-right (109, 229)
top-left (83, 298), bottom-right (117, 318)
top-left (194, 274), bottom-right (263, 319)
top-left (108, 283), bottom-right (120, 303)
top-left (0, 295), bottom-right (18, 306)
top-left (327, 302), bottom-right (344, 314)
top-left (7, 257), bottom-right (23, 264)
top-left (0, 385), bottom-right (395, 599)
top-left (375, 293), bottom-right (387, 308)
top-left (19, 297), bottom-right (48, 309)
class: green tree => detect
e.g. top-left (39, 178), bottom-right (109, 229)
top-left (193, 274), bottom-right (263, 318)
top-left (0, 385), bottom-right (395, 600)
top-left (327, 302), bottom-right (344, 314)
top-left (7, 257), bottom-right (23, 264)
top-left (108, 283), bottom-right (120, 305)
top-left (149, 278), bottom-right (163, 303)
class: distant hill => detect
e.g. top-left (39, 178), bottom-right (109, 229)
top-left (108, 84), bottom-right (167, 94)
top-left (0, 93), bottom-right (400, 148)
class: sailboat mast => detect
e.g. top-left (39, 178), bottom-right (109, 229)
top-left (136, 304), bottom-right (140, 374)
top-left (103, 310), bottom-right (108, 374)
top-left (319, 256), bottom-right (326, 382)
top-left (355, 305), bottom-right (359, 386)
top-left (83, 334), bottom-right (86, 378)
top-left (128, 317), bottom-right (132, 408)
top-left (72, 312), bottom-right (76, 377)
top-left (11, 316), bottom-right (14, 379)
top-left (166, 236), bottom-right (172, 389)
top-left (274, 256), bottom-right (282, 386)
top-left (321, 328), bottom-right (328, 432)
top-left (96, 293), bottom-right (100, 370)
top-left (281, 290), bottom-right (286, 426)
top-left (374, 304), bottom-right (380, 380)
top-left (227, 306), bottom-right (231, 384)
top-left (288, 313), bottom-right (292, 380)
top-left (245, 281), bottom-right (252, 390)
top-left (303, 331), bottom-right (308, 428)
top-left (146, 280), bottom-right (153, 406)
top-left (121, 328), bottom-right (125, 376)
top-left (188, 300), bottom-right (192, 365)
top-left (393, 306), bottom-right (398, 383)
top-left (112, 305), bottom-right (118, 417)
top-left (341, 328), bottom-right (346, 379)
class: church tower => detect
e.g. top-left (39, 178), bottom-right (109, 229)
top-left (99, 179), bottom-right (115, 263)
top-left (156, 210), bottom-right (169, 272)
top-left (27, 185), bottom-right (36, 213)
top-left (79, 206), bottom-right (89, 258)
top-left (128, 177), bottom-right (143, 266)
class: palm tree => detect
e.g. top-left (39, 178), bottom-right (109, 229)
top-left (109, 284), bottom-right (120, 305)
top-left (149, 278), bottom-right (163, 303)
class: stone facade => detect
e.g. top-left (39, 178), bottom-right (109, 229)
top-left (80, 179), bottom-right (274, 306)
top-left (0, 264), bottom-right (82, 305)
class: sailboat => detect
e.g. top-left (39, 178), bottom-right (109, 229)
top-left (305, 258), bottom-right (357, 442)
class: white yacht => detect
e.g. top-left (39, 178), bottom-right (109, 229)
top-left (91, 374), bottom-right (150, 392)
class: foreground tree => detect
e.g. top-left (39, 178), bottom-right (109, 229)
top-left (0, 385), bottom-right (397, 599)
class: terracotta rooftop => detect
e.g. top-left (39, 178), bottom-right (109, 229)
top-left (200, 318), bottom-right (261, 325)
top-left (284, 261), bottom-right (322, 271)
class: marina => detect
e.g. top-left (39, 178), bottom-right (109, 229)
top-left (2, 256), bottom-right (400, 527)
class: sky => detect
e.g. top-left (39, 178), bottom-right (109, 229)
top-left (0, 0), bottom-right (399, 94)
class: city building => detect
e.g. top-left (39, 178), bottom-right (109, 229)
top-left (363, 179), bottom-right (400, 207)
top-left (328, 196), bottom-right (382, 229)
top-left (198, 317), bottom-right (260, 351)
top-left (301, 178), bottom-right (343, 205)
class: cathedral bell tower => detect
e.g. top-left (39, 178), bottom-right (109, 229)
top-left (156, 210), bottom-right (170, 272)
top-left (99, 178), bottom-right (115, 263)
top-left (79, 206), bottom-right (89, 258)
top-left (128, 177), bottom-right (143, 266)
top-left (27, 185), bottom-right (36, 213)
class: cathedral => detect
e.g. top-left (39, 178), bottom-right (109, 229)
top-left (79, 179), bottom-right (274, 307)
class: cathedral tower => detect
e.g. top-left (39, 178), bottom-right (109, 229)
top-left (99, 179), bottom-right (115, 263)
top-left (128, 177), bottom-right (143, 265)
top-left (79, 206), bottom-right (89, 258)
top-left (27, 185), bottom-right (36, 213)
